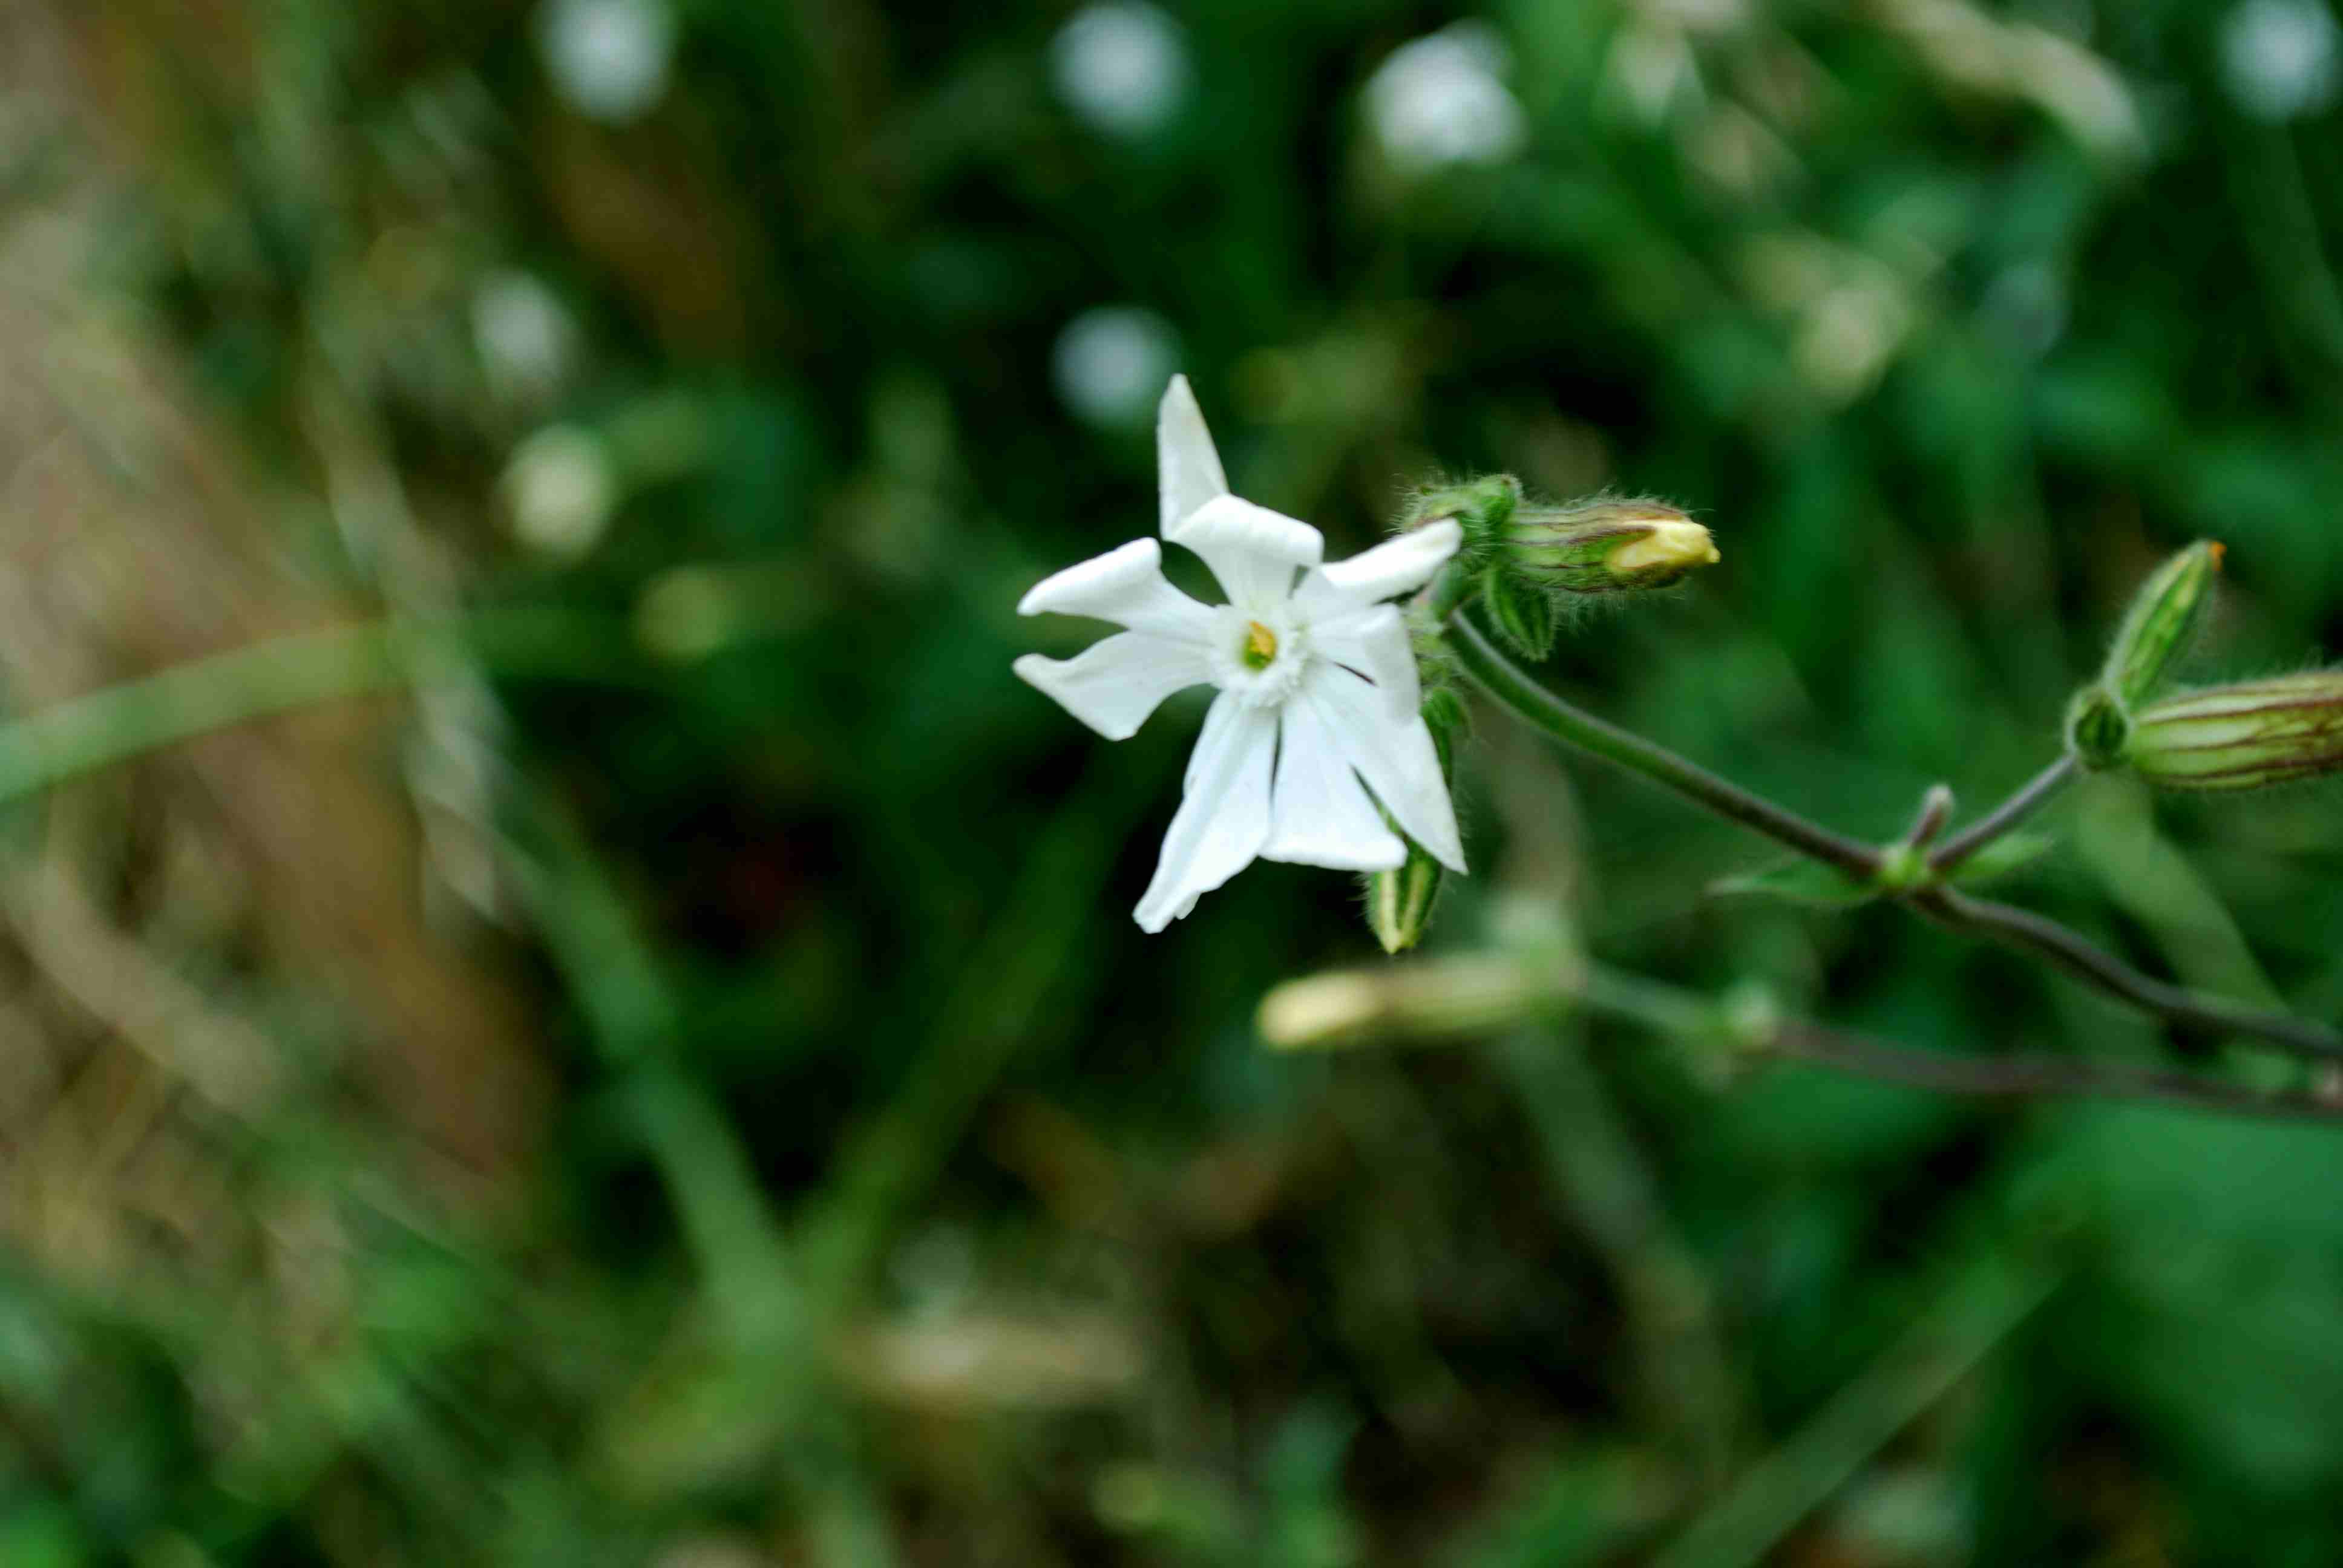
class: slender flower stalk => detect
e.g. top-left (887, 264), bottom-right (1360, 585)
top-left (1259, 957), bottom-right (2343, 1124)
top-left (1913, 887), bottom-right (2343, 1063)
top-left (1431, 557), bottom-right (2343, 1073)
top-left (1443, 603), bottom-right (1883, 880)
top-left (1928, 757), bottom-right (2075, 875)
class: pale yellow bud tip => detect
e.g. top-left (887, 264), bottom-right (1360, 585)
top-left (1607, 519), bottom-right (1719, 578)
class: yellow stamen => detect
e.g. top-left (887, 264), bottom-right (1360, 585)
top-left (1242, 620), bottom-right (1279, 670)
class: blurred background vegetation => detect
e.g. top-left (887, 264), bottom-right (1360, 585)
top-left (5, 0), bottom-right (2343, 1561)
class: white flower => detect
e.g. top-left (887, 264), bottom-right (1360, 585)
top-left (1014, 376), bottom-right (1467, 933)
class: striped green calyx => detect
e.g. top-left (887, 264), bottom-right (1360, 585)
top-left (2125, 672), bottom-right (2343, 791)
top-left (2105, 540), bottom-right (2222, 708)
top-left (1501, 497), bottom-right (1718, 595)
top-left (1366, 846), bottom-right (1444, 954)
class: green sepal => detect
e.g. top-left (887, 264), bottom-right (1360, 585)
top-left (2065, 684), bottom-right (2131, 770)
top-left (1481, 566), bottom-right (1558, 662)
top-left (2104, 540), bottom-right (2221, 708)
top-left (1403, 474), bottom-right (1520, 556)
top-left (1365, 843), bottom-right (1444, 953)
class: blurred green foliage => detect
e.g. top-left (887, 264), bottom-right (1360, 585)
top-left (10, 0), bottom-right (2343, 1562)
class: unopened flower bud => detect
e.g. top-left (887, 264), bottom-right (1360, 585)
top-left (2125, 671), bottom-right (2343, 791)
top-left (1257, 955), bottom-right (1561, 1050)
top-left (2065, 684), bottom-right (2130, 769)
top-left (1501, 497), bottom-right (1718, 594)
top-left (1365, 845), bottom-right (1443, 953)
top-left (1481, 564), bottom-right (1558, 660)
top-left (2105, 540), bottom-right (2223, 707)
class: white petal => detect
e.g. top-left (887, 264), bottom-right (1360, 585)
top-left (1013, 635), bottom-right (1213, 740)
top-left (1293, 520), bottom-right (1464, 618)
top-left (1158, 374), bottom-right (1230, 535)
top-left (1262, 694), bottom-right (1406, 871)
top-left (1135, 694), bottom-right (1276, 932)
top-left (1018, 537), bottom-right (1216, 642)
top-left (1303, 663), bottom-right (1466, 872)
top-left (1170, 494), bottom-right (1324, 613)
top-left (1185, 683), bottom-right (1242, 795)
top-left (1309, 604), bottom-right (1420, 719)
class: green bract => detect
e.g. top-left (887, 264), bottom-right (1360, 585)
top-left (1482, 563), bottom-right (1559, 660)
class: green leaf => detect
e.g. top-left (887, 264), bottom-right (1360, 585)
top-left (1948, 831), bottom-right (2055, 889)
top-left (1708, 858), bottom-right (1883, 909)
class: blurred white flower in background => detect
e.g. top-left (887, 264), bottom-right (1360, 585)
top-left (2221, 0), bottom-right (2341, 122)
top-left (1054, 306), bottom-right (1180, 427)
top-left (503, 425), bottom-right (617, 558)
top-left (539, 0), bottom-right (676, 124)
top-left (472, 271), bottom-right (577, 405)
top-left (1364, 22), bottom-right (1527, 172)
top-left (1052, 3), bottom-right (1191, 137)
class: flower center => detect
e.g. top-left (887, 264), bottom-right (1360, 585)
top-left (1210, 605), bottom-right (1309, 707)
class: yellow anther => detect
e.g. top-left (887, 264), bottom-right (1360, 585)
top-left (1242, 620), bottom-right (1279, 670)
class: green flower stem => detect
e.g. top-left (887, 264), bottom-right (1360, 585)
top-left (1928, 756), bottom-right (2075, 875)
top-left (1444, 610), bottom-right (1883, 880)
top-left (1266, 955), bottom-right (2343, 1122)
top-left (1913, 887), bottom-right (2343, 1065)
top-left (1564, 964), bottom-right (2343, 1125)
top-left (1765, 1013), bottom-right (2343, 1122)
top-left (1427, 557), bottom-right (2343, 1088)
